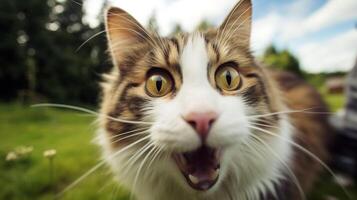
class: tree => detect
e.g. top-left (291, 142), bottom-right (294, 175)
top-left (34, 0), bottom-right (109, 104)
top-left (262, 45), bottom-right (302, 75)
top-left (147, 13), bottom-right (159, 33)
top-left (171, 24), bottom-right (183, 36)
top-left (0, 0), bottom-right (110, 104)
top-left (196, 20), bottom-right (212, 32)
top-left (0, 0), bottom-right (52, 101)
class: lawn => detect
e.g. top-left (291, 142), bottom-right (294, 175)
top-left (0, 103), bottom-right (130, 200)
top-left (0, 93), bottom-right (356, 199)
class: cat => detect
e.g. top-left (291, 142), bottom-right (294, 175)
top-left (97, 0), bottom-right (332, 199)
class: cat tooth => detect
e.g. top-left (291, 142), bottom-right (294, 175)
top-left (211, 169), bottom-right (219, 180)
top-left (189, 174), bottom-right (200, 184)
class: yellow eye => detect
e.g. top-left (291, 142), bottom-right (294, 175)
top-left (215, 66), bottom-right (241, 91)
top-left (145, 71), bottom-right (173, 97)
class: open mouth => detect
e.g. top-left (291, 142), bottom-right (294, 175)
top-left (173, 146), bottom-right (221, 191)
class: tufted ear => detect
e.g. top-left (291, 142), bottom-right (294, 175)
top-left (219, 0), bottom-right (252, 47)
top-left (105, 7), bottom-right (151, 68)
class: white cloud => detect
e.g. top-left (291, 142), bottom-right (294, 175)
top-left (250, 0), bottom-right (314, 53)
top-left (304, 0), bottom-right (357, 33)
top-left (283, 0), bottom-right (315, 17)
top-left (281, 0), bottom-right (357, 40)
top-left (251, 13), bottom-right (281, 54)
top-left (296, 30), bottom-right (357, 73)
top-left (250, 0), bottom-right (357, 72)
top-left (84, 0), bottom-right (357, 73)
top-left (251, 0), bottom-right (357, 45)
top-left (108, 0), bottom-right (237, 35)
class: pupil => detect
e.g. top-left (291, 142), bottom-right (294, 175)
top-left (226, 71), bottom-right (232, 86)
top-left (156, 77), bottom-right (163, 92)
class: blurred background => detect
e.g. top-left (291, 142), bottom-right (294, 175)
top-left (0, 0), bottom-right (356, 199)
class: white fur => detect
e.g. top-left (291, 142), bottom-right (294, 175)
top-left (99, 33), bottom-right (293, 200)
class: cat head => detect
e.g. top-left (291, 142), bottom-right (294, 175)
top-left (100, 0), bottom-right (291, 197)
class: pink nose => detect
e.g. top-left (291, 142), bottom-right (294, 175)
top-left (183, 112), bottom-right (218, 140)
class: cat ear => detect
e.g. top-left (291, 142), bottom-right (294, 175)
top-left (219, 0), bottom-right (252, 46)
top-left (105, 7), bottom-right (151, 67)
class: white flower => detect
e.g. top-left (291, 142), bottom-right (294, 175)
top-left (6, 152), bottom-right (18, 161)
top-left (43, 149), bottom-right (57, 159)
top-left (15, 146), bottom-right (34, 156)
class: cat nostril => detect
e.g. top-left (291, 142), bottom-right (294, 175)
top-left (183, 112), bottom-right (218, 140)
top-left (209, 118), bottom-right (215, 126)
top-left (188, 120), bottom-right (197, 129)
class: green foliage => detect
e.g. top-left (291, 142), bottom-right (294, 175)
top-left (0, 0), bottom-right (110, 104)
top-left (171, 24), bottom-right (183, 36)
top-left (147, 13), bottom-right (159, 33)
top-left (318, 85), bottom-right (346, 112)
top-left (262, 45), bottom-right (302, 75)
top-left (0, 103), bottom-right (130, 200)
top-left (196, 20), bottom-right (212, 32)
top-left (170, 20), bottom-right (213, 36)
top-left (304, 71), bottom-right (347, 89)
top-left (0, 0), bottom-right (49, 100)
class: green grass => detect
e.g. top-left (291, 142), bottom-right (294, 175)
top-left (0, 93), bottom-right (356, 199)
top-left (319, 86), bottom-right (346, 112)
top-left (0, 103), bottom-right (130, 200)
top-left (324, 93), bottom-right (346, 112)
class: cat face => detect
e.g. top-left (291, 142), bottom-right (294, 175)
top-left (100, 0), bottom-right (292, 198)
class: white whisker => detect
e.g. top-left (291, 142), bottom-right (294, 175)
top-left (76, 29), bottom-right (106, 52)
top-left (249, 134), bottom-right (306, 200)
top-left (131, 144), bottom-right (156, 199)
top-left (247, 108), bottom-right (330, 119)
top-left (69, 0), bottom-right (82, 7)
top-left (122, 142), bottom-right (153, 176)
top-left (250, 122), bottom-right (279, 130)
top-left (248, 125), bottom-right (351, 199)
top-left (31, 103), bottom-right (153, 125)
top-left (107, 127), bottom-right (149, 140)
top-left (57, 135), bottom-right (150, 197)
top-left (147, 145), bottom-right (163, 170)
top-left (111, 130), bottom-right (149, 144)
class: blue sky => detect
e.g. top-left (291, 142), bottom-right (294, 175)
top-left (85, 0), bottom-right (357, 73)
top-left (250, 0), bottom-right (357, 73)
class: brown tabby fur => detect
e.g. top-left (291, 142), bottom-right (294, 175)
top-left (99, 0), bottom-right (332, 199)
top-left (271, 70), bottom-right (332, 198)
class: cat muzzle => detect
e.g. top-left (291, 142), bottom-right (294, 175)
top-left (173, 146), bottom-right (221, 191)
